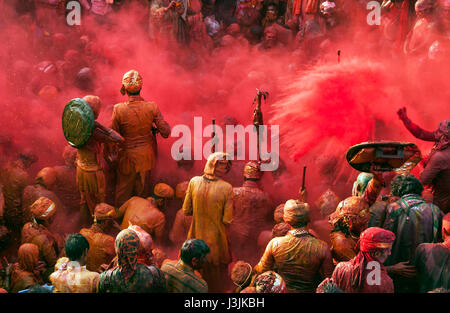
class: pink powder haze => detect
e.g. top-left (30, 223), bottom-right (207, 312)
top-left (0, 0), bottom-right (448, 214)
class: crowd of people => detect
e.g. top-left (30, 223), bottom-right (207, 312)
top-left (0, 0), bottom-right (448, 294)
top-left (7, 0), bottom-right (450, 64)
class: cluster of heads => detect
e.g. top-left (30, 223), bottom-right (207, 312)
top-left (63, 228), bottom-right (211, 274)
top-left (334, 173), bottom-right (426, 235)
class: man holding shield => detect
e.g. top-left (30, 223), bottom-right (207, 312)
top-left (75, 96), bottom-right (124, 223)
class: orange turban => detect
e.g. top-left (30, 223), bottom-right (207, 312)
top-left (329, 196), bottom-right (370, 227)
top-left (120, 70), bottom-right (143, 95)
top-left (274, 204), bottom-right (285, 223)
top-left (315, 189), bottom-right (340, 217)
top-left (30, 197), bottom-right (56, 220)
top-left (272, 222), bottom-right (291, 237)
top-left (283, 200), bottom-right (310, 227)
top-left (244, 161), bottom-right (262, 179)
top-left (94, 203), bottom-right (116, 221)
top-left (36, 167), bottom-right (57, 189)
top-left (38, 85), bottom-right (58, 101)
top-left (154, 183), bottom-right (174, 199)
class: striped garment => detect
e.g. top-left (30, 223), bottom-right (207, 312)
top-left (161, 260), bottom-right (208, 293)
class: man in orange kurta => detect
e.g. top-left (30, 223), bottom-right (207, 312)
top-left (79, 203), bottom-right (117, 273)
top-left (21, 197), bottom-right (61, 280)
top-left (182, 152), bottom-right (233, 292)
top-left (111, 70), bottom-right (171, 207)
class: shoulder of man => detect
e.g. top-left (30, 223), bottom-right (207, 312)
top-left (141, 264), bottom-right (167, 292)
top-left (135, 263), bottom-right (162, 279)
top-left (160, 259), bottom-right (177, 271)
top-left (370, 200), bottom-right (388, 211)
top-left (95, 231), bottom-right (115, 246)
top-left (189, 176), bottom-right (203, 185)
top-left (33, 232), bottom-right (55, 247)
top-left (147, 208), bottom-right (166, 221)
top-left (217, 179), bottom-right (233, 192)
top-left (333, 260), bottom-right (354, 276)
top-left (415, 242), bottom-right (434, 256)
top-left (133, 99), bottom-right (158, 110)
top-left (386, 201), bottom-right (403, 218)
top-left (144, 100), bottom-right (157, 108)
top-left (330, 230), bottom-right (348, 243)
top-left (267, 235), bottom-right (285, 249)
top-left (413, 201), bottom-right (440, 214)
top-left (330, 231), bottom-right (356, 252)
top-left (147, 264), bottom-right (164, 276)
top-left (429, 150), bottom-right (448, 163)
top-left (310, 235), bottom-right (331, 252)
top-left (113, 101), bottom-right (127, 111)
top-left (79, 227), bottom-right (90, 237)
top-left (98, 268), bottom-right (115, 290)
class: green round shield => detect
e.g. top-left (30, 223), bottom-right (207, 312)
top-left (62, 98), bottom-right (95, 148)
